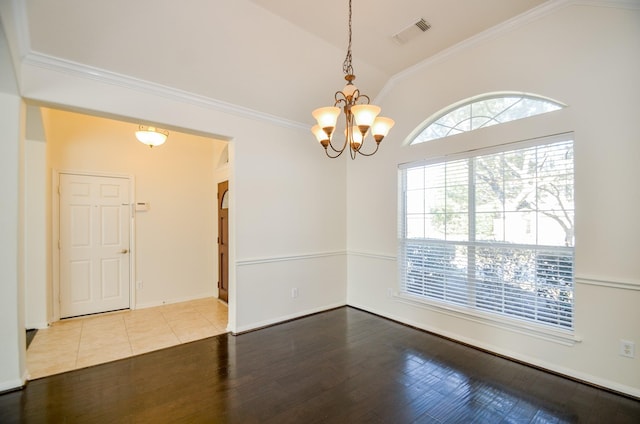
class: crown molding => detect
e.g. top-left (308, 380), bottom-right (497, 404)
top-left (7, 0), bottom-right (309, 132)
top-left (20, 52), bottom-right (308, 131)
top-left (11, 0), bottom-right (635, 125)
top-left (376, 0), bottom-right (637, 103)
top-left (9, 0), bottom-right (308, 131)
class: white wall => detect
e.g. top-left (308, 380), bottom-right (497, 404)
top-left (1, 74), bottom-right (348, 389)
top-left (347, 4), bottom-right (640, 397)
top-left (24, 137), bottom-right (47, 328)
top-left (9, 61), bottom-right (347, 339)
top-left (232, 119), bottom-right (347, 331)
top-left (0, 0), bottom-right (335, 392)
top-left (43, 108), bottom-right (224, 311)
top-left (0, 20), bottom-right (27, 391)
top-left (24, 105), bottom-right (48, 329)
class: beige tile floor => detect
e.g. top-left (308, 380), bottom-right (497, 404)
top-left (27, 297), bottom-right (228, 380)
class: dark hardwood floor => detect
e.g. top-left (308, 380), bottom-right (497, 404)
top-left (1, 307), bottom-right (639, 423)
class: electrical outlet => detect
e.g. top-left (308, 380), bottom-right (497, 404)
top-left (291, 288), bottom-right (298, 298)
top-left (387, 288), bottom-right (393, 297)
top-left (136, 280), bottom-right (143, 290)
top-left (620, 340), bottom-right (635, 358)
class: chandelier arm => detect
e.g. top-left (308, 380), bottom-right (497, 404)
top-left (324, 96), bottom-right (350, 154)
top-left (327, 133), bottom-right (349, 154)
top-left (334, 92), bottom-right (348, 106)
top-left (355, 93), bottom-right (370, 105)
top-left (353, 140), bottom-right (381, 157)
top-left (325, 146), bottom-right (346, 158)
top-left (347, 114), bottom-right (360, 160)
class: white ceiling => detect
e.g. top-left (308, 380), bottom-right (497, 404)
top-left (250, 0), bottom-right (546, 76)
top-left (17, 0), bottom-right (547, 125)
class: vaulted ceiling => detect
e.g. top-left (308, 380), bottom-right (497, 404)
top-left (8, 0), bottom-right (547, 126)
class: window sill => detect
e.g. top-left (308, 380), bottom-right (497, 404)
top-left (394, 292), bottom-right (581, 346)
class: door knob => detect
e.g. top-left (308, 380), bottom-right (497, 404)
top-left (121, 249), bottom-right (129, 254)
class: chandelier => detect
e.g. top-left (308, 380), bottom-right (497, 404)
top-left (311, 0), bottom-right (394, 159)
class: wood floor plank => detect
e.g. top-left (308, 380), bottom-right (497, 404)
top-left (1, 307), bottom-right (639, 423)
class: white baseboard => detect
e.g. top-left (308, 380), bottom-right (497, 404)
top-left (233, 302), bottom-right (347, 334)
top-left (0, 374), bottom-right (27, 393)
top-left (26, 321), bottom-right (49, 330)
top-left (135, 292), bottom-right (217, 310)
top-left (349, 302), bottom-right (640, 399)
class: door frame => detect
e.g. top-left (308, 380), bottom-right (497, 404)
top-left (217, 180), bottom-right (229, 303)
top-left (51, 169), bottom-right (136, 322)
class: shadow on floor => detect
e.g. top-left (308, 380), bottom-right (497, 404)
top-left (26, 329), bottom-right (37, 349)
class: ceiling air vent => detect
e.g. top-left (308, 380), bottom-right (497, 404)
top-left (392, 18), bottom-right (431, 45)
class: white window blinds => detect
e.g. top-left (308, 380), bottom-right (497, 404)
top-left (399, 136), bottom-right (574, 329)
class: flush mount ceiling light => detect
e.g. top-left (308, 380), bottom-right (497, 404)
top-left (135, 125), bottom-right (169, 148)
top-left (311, 0), bottom-right (394, 159)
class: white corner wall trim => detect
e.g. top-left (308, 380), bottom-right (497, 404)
top-left (349, 303), bottom-right (640, 398)
top-left (575, 276), bottom-right (640, 291)
top-left (236, 251), bottom-right (346, 267)
top-left (393, 294), bottom-right (581, 346)
top-left (233, 302), bottom-right (347, 334)
top-left (5, 0), bottom-right (31, 60)
top-left (348, 250), bottom-right (396, 261)
top-left (20, 52), bottom-right (308, 131)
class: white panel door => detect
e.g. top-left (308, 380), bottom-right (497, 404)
top-left (59, 174), bottom-right (131, 318)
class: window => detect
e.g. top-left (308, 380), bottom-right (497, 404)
top-left (411, 93), bottom-right (565, 144)
top-left (399, 135), bottom-right (574, 330)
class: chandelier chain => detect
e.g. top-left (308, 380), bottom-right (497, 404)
top-left (342, 0), bottom-right (353, 76)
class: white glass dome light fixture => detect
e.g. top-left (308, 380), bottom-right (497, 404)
top-left (135, 125), bottom-right (169, 147)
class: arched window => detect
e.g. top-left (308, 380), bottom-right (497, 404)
top-left (410, 93), bottom-right (565, 144)
top-left (399, 92), bottom-right (574, 335)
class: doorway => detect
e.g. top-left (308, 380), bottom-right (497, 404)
top-left (58, 173), bottom-right (132, 318)
top-left (217, 181), bottom-right (229, 303)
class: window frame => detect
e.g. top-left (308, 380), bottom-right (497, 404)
top-left (397, 133), bottom-right (578, 345)
top-left (408, 92), bottom-right (566, 145)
